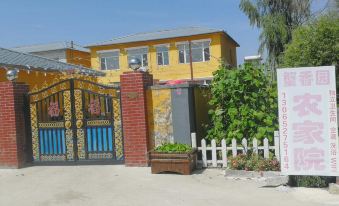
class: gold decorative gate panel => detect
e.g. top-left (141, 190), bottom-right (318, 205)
top-left (28, 79), bottom-right (123, 162)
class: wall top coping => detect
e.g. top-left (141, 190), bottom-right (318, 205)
top-left (0, 81), bottom-right (29, 86)
top-left (148, 83), bottom-right (207, 90)
top-left (121, 71), bottom-right (150, 75)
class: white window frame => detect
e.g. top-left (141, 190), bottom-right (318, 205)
top-left (98, 49), bottom-right (120, 71)
top-left (176, 39), bottom-right (211, 64)
top-left (155, 44), bottom-right (170, 66)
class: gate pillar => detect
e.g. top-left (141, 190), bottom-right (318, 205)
top-left (120, 71), bottom-right (153, 166)
top-left (0, 82), bottom-right (29, 168)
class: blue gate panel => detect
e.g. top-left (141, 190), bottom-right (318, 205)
top-left (97, 128), bottom-right (102, 152)
top-left (44, 130), bottom-right (48, 154)
top-left (53, 130), bottom-right (57, 154)
top-left (57, 129), bottom-right (61, 154)
top-left (39, 128), bottom-right (66, 155)
top-left (48, 130), bottom-right (53, 154)
top-left (87, 128), bottom-right (92, 152)
top-left (108, 127), bottom-right (113, 151)
top-left (102, 127), bottom-right (107, 151)
top-left (92, 127), bottom-right (97, 151)
top-left (39, 130), bottom-right (44, 154)
top-left (86, 126), bottom-right (114, 152)
top-left (61, 129), bottom-right (66, 154)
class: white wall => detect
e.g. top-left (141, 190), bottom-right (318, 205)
top-left (31, 49), bottom-right (67, 62)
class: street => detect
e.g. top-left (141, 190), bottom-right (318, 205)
top-left (1, 165), bottom-right (339, 206)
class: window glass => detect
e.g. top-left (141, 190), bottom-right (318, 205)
top-left (127, 48), bottom-right (148, 67)
top-left (157, 53), bottom-right (163, 65)
top-left (156, 46), bottom-right (169, 66)
top-left (142, 54), bottom-right (148, 66)
top-left (185, 46), bottom-right (190, 63)
top-left (106, 56), bottom-right (119, 69)
top-left (191, 47), bottom-right (203, 62)
top-left (100, 58), bottom-right (106, 70)
top-left (163, 51), bottom-right (169, 65)
top-left (177, 41), bottom-right (210, 63)
top-left (179, 50), bottom-right (185, 63)
top-left (156, 46), bottom-right (168, 53)
top-left (204, 47), bottom-right (210, 61)
top-left (99, 51), bottom-right (119, 70)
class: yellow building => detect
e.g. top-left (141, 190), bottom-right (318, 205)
top-left (12, 41), bottom-right (91, 68)
top-left (86, 27), bottom-right (239, 84)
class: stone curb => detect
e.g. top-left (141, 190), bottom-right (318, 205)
top-left (329, 183), bottom-right (339, 195)
top-left (225, 169), bottom-right (288, 187)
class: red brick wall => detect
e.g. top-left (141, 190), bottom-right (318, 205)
top-left (0, 82), bottom-right (29, 168)
top-left (120, 72), bottom-right (153, 166)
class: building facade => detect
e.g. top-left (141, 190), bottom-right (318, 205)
top-left (87, 27), bottom-right (239, 84)
top-left (0, 47), bottom-right (101, 90)
top-left (12, 41), bottom-right (91, 68)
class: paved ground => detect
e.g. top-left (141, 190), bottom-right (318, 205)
top-left (1, 165), bottom-right (339, 206)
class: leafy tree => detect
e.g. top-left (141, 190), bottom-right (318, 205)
top-left (206, 64), bottom-right (278, 144)
top-left (239, 0), bottom-right (311, 71)
top-left (280, 14), bottom-right (339, 91)
top-left (281, 15), bottom-right (339, 67)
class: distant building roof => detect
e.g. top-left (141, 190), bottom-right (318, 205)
top-left (12, 41), bottom-right (89, 53)
top-left (244, 55), bottom-right (262, 61)
top-left (0, 47), bottom-right (103, 76)
top-left (86, 26), bottom-right (240, 47)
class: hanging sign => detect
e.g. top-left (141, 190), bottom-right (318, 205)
top-left (277, 66), bottom-right (338, 176)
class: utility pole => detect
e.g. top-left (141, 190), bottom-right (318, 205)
top-left (188, 41), bottom-right (193, 81)
top-left (70, 41), bottom-right (74, 63)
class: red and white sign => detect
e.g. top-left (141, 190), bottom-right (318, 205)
top-left (277, 66), bottom-right (338, 176)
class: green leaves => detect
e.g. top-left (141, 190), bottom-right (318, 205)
top-left (280, 14), bottom-right (339, 94)
top-left (155, 143), bottom-right (192, 153)
top-left (281, 15), bottom-right (339, 68)
top-left (206, 64), bottom-right (278, 144)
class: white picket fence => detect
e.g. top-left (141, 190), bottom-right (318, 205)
top-left (191, 131), bottom-right (280, 168)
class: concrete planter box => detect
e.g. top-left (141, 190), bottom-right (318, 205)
top-left (150, 150), bottom-right (197, 175)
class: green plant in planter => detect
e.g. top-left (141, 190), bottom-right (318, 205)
top-left (155, 143), bottom-right (192, 153)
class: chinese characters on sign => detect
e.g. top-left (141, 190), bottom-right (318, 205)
top-left (88, 99), bottom-right (101, 116)
top-left (48, 101), bottom-right (60, 118)
top-left (277, 66), bottom-right (338, 176)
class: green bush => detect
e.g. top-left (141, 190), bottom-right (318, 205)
top-left (289, 176), bottom-right (336, 188)
top-left (280, 14), bottom-right (339, 92)
top-left (155, 143), bottom-right (192, 153)
top-left (206, 63), bottom-right (278, 144)
top-left (281, 15), bottom-right (339, 68)
top-left (228, 153), bottom-right (280, 171)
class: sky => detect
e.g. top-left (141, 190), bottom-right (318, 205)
top-left (0, 0), bottom-right (328, 64)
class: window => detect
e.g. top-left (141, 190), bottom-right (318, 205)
top-left (127, 47), bottom-right (148, 67)
top-left (99, 51), bottom-right (120, 70)
top-left (177, 40), bottom-right (210, 63)
top-left (156, 45), bottom-right (169, 66)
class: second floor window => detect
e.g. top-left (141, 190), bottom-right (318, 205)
top-left (178, 40), bottom-right (211, 64)
top-left (100, 51), bottom-right (120, 70)
top-left (127, 47), bottom-right (148, 67)
top-left (156, 45), bottom-right (169, 66)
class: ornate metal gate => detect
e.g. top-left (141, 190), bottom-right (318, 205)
top-left (28, 79), bottom-right (123, 162)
